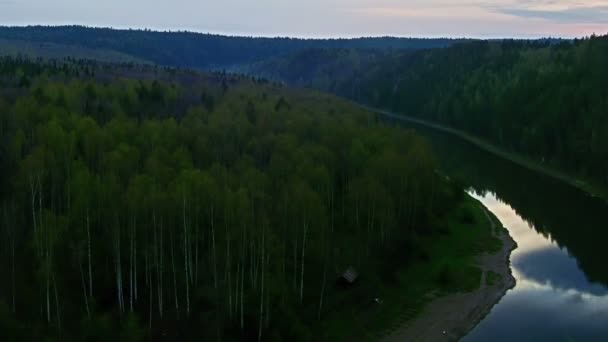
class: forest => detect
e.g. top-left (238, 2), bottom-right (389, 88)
top-left (247, 35), bottom-right (608, 189)
top-left (0, 57), bottom-right (491, 341)
top-left (0, 26), bottom-right (463, 70)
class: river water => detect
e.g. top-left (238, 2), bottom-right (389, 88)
top-left (396, 120), bottom-right (608, 341)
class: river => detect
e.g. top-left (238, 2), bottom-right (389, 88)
top-left (394, 119), bottom-right (608, 341)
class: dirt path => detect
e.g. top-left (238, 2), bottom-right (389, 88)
top-left (382, 206), bottom-right (517, 342)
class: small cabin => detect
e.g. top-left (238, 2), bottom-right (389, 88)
top-left (338, 266), bottom-right (359, 287)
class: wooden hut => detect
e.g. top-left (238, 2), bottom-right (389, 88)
top-left (338, 266), bottom-right (359, 287)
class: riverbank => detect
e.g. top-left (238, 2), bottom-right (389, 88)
top-left (367, 106), bottom-right (608, 204)
top-left (382, 203), bottom-right (517, 342)
top-left (318, 194), bottom-right (512, 341)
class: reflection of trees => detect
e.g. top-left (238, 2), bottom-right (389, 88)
top-left (414, 123), bottom-right (608, 286)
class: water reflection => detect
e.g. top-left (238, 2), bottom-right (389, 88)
top-left (463, 192), bottom-right (608, 341)
top-left (392, 119), bottom-right (608, 285)
top-left (385, 119), bottom-right (608, 340)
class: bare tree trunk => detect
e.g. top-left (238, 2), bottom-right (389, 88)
top-left (300, 221), bottom-right (307, 303)
top-left (159, 216), bottom-right (164, 318)
top-left (293, 228), bottom-right (298, 293)
top-left (194, 214), bottom-right (199, 286)
top-left (211, 206), bottom-right (217, 289)
top-left (30, 178), bottom-right (37, 234)
top-left (36, 176), bottom-right (50, 324)
top-left (265, 268), bottom-right (271, 328)
top-left (250, 196), bottom-right (257, 290)
top-left (65, 159), bottom-right (71, 213)
top-left (148, 248), bottom-right (152, 329)
top-left (11, 230), bottom-right (15, 313)
top-left (235, 261), bottom-right (241, 328)
top-left (86, 209), bottom-right (93, 301)
top-left (319, 191), bottom-right (335, 319)
top-left (282, 190), bottom-right (288, 304)
top-left (117, 242), bottom-right (124, 314)
top-left (115, 215), bottom-right (124, 315)
top-left (226, 235), bottom-right (232, 318)
top-left (79, 260), bottom-right (90, 318)
top-left (240, 219), bottom-right (246, 331)
top-left (170, 225), bottom-right (179, 316)
top-left (134, 216), bottom-right (138, 303)
top-left (251, 239), bottom-right (257, 289)
top-left (130, 217), bottom-right (134, 312)
top-left (153, 211), bottom-right (164, 318)
top-left (258, 223), bottom-right (265, 342)
top-left (46, 247), bottom-right (51, 323)
top-left (4, 203), bottom-right (16, 313)
top-left (318, 226), bottom-right (328, 320)
top-left (182, 193), bottom-right (190, 316)
top-left (240, 259), bottom-right (244, 330)
top-left (119, 249), bottom-right (124, 314)
top-left (53, 273), bottom-right (60, 330)
top-left (318, 264), bottom-right (327, 319)
top-left (149, 272), bottom-right (153, 329)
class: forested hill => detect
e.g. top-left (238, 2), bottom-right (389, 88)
top-left (0, 38), bottom-right (150, 64)
top-left (0, 57), bottom-right (475, 341)
top-left (237, 48), bottom-right (389, 90)
top-left (0, 26), bottom-right (463, 69)
top-left (246, 35), bottom-right (608, 190)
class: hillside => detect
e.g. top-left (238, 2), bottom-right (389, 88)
top-left (0, 26), bottom-right (465, 69)
top-left (0, 39), bottom-right (148, 64)
top-left (238, 48), bottom-right (389, 92)
top-left (0, 57), bottom-right (503, 341)
top-left (246, 35), bottom-right (608, 190)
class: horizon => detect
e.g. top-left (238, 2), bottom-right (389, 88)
top-left (0, 24), bottom-right (600, 41)
top-left (1, 1), bottom-right (607, 39)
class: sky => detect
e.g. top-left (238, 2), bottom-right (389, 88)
top-left (0, 0), bottom-right (607, 38)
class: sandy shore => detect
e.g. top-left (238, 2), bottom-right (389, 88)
top-left (382, 206), bottom-right (517, 342)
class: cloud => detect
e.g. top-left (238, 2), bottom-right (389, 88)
top-left (513, 246), bottom-right (608, 297)
top-left (493, 4), bottom-right (608, 23)
top-left (1, 0), bottom-right (606, 38)
top-left (340, 3), bottom-right (505, 21)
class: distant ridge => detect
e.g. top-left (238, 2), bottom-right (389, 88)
top-left (0, 25), bottom-right (466, 69)
top-left (0, 38), bottom-right (149, 64)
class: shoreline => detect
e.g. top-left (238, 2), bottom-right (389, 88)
top-left (382, 204), bottom-right (517, 342)
top-left (366, 105), bottom-right (608, 204)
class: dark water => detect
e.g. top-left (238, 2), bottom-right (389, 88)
top-left (394, 120), bottom-right (608, 341)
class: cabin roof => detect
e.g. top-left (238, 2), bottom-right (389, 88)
top-left (341, 266), bottom-right (359, 283)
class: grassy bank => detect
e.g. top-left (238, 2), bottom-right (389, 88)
top-left (317, 194), bottom-right (503, 341)
top-left (369, 106), bottom-right (608, 204)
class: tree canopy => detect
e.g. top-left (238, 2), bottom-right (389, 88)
top-left (0, 26), bottom-right (464, 69)
top-left (0, 57), bottom-right (464, 341)
top-left (248, 35), bottom-right (608, 188)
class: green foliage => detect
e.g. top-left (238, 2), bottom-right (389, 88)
top-left (486, 271), bottom-right (502, 287)
top-left (437, 263), bottom-right (481, 292)
top-left (0, 58), bottom-right (462, 341)
top-left (0, 26), bottom-right (463, 69)
top-left (459, 203), bottom-right (477, 224)
top-left (0, 38), bottom-right (147, 64)
top-left (321, 196), bottom-right (500, 340)
top-left (252, 35), bottom-right (608, 189)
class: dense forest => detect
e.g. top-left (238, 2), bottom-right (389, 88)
top-left (0, 26), bottom-right (463, 70)
top-left (0, 38), bottom-right (149, 64)
top-left (247, 35), bottom-right (608, 189)
top-left (238, 49), bottom-right (388, 93)
top-left (0, 57), bottom-right (486, 341)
